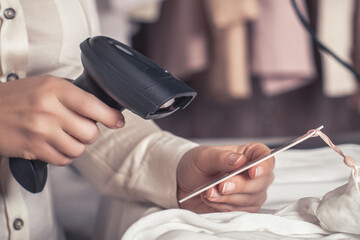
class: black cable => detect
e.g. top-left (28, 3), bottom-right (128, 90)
top-left (290, 0), bottom-right (360, 80)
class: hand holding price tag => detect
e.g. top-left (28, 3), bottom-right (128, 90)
top-left (179, 126), bottom-right (324, 203)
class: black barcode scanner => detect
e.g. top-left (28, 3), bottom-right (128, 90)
top-left (9, 36), bottom-right (197, 193)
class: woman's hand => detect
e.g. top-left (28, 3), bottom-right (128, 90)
top-left (0, 75), bottom-right (124, 165)
top-left (177, 143), bottom-right (275, 213)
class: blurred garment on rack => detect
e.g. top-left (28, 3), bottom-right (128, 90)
top-left (317, 0), bottom-right (357, 97)
top-left (131, 0), bottom-right (360, 139)
top-left (133, 0), bottom-right (209, 79)
top-left (353, 0), bottom-right (360, 73)
top-left (347, 0), bottom-right (360, 112)
top-left (251, 0), bottom-right (316, 97)
top-left (204, 0), bottom-right (259, 99)
top-left (133, 0), bottom-right (259, 100)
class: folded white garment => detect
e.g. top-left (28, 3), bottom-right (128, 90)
top-left (276, 167), bottom-right (360, 235)
top-left (122, 146), bottom-right (360, 240)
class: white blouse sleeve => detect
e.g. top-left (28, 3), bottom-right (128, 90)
top-left (72, 110), bottom-right (198, 209)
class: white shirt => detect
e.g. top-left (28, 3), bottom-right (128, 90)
top-left (0, 0), bottom-right (198, 239)
top-left (121, 149), bottom-right (360, 240)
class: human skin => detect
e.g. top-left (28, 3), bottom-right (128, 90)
top-left (0, 75), bottom-right (124, 165)
top-left (177, 143), bottom-right (275, 213)
top-left (0, 75), bottom-right (274, 213)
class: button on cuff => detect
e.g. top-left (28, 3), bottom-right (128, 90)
top-left (6, 73), bottom-right (19, 82)
top-left (4, 8), bottom-right (16, 19)
top-left (13, 218), bottom-right (24, 230)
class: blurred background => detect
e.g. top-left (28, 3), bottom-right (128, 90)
top-left (96, 0), bottom-right (360, 140)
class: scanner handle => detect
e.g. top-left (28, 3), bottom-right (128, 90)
top-left (9, 158), bottom-right (48, 193)
top-left (9, 73), bottom-right (116, 193)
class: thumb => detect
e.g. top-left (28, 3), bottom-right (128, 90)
top-left (196, 147), bottom-right (247, 176)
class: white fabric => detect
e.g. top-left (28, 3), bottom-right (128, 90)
top-left (49, 165), bottom-right (101, 238)
top-left (318, 0), bottom-right (358, 97)
top-left (72, 114), bottom-right (198, 209)
top-left (276, 167), bottom-right (360, 235)
top-left (0, 1), bottom-right (96, 239)
top-left (119, 145), bottom-right (360, 240)
top-left (0, 0), bottom-right (28, 82)
top-left (251, 0), bottom-right (315, 97)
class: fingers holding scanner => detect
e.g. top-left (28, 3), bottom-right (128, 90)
top-left (56, 79), bottom-right (125, 129)
top-left (0, 76), bottom-right (125, 166)
top-left (52, 77), bottom-right (126, 162)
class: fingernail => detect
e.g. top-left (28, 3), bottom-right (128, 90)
top-left (255, 166), bottom-right (263, 177)
top-left (222, 182), bottom-right (235, 193)
top-left (227, 154), bottom-right (244, 166)
top-left (115, 119), bottom-right (125, 128)
top-left (209, 188), bottom-right (220, 198)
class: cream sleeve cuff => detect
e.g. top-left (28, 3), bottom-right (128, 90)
top-left (73, 111), bottom-right (198, 209)
top-left (126, 132), bottom-right (198, 209)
